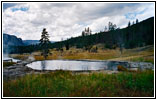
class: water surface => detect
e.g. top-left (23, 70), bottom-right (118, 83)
top-left (26, 60), bottom-right (110, 71)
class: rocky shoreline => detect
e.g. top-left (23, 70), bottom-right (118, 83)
top-left (3, 60), bottom-right (154, 80)
top-left (3, 61), bottom-right (32, 80)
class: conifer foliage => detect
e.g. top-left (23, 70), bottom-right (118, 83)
top-left (39, 28), bottom-right (50, 59)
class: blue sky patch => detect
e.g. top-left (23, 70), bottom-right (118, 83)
top-left (125, 13), bottom-right (136, 20)
top-left (125, 8), bottom-right (147, 20)
top-left (11, 7), bottom-right (29, 12)
top-left (125, 13), bottom-right (137, 20)
top-left (3, 3), bottom-right (17, 10)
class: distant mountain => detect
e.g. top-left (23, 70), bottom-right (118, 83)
top-left (23, 40), bottom-right (40, 45)
top-left (3, 33), bottom-right (56, 53)
top-left (23, 40), bottom-right (55, 45)
top-left (3, 33), bottom-right (24, 53)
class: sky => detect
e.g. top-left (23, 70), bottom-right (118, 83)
top-left (3, 2), bottom-right (155, 41)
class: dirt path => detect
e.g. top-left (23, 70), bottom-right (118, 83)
top-left (108, 55), bottom-right (145, 61)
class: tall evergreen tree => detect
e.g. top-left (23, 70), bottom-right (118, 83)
top-left (132, 21), bottom-right (135, 25)
top-left (39, 28), bottom-right (50, 59)
top-left (104, 26), bottom-right (108, 32)
top-left (89, 29), bottom-right (92, 35)
top-left (136, 19), bottom-right (139, 24)
top-left (65, 42), bottom-right (69, 50)
top-left (82, 31), bottom-right (85, 36)
top-left (108, 22), bottom-right (112, 31)
top-left (128, 21), bottom-right (131, 27)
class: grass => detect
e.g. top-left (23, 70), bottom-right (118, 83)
top-left (3, 70), bottom-right (154, 97)
top-left (9, 54), bottom-right (29, 60)
top-left (3, 62), bottom-right (16, 67)
top-left (129, 56), bottom-right (154, 64)
top-left (34, 55), bottom-right (58, 61)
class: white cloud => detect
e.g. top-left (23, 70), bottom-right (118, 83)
top-left (3, 2), bottom-right (155, 41)
top-left (136, 3), bottom-right (155, 22)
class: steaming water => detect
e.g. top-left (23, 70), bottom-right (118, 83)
top-left (3, 54), bottom-right (21, 62)
top-left (26, 60), bottom-right (110, 71)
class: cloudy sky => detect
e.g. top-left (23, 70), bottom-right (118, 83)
top-left (3, 2), bottom-right (155, 41)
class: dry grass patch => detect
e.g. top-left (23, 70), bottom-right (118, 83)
top-left (10, 54), bottom-right (29, 60)
top-left (3, 62), bottom-right (16, 67)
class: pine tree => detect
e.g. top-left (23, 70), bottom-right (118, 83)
top-left (104, 26), bottom-right (108, 32)
top-left (82, 31), bottom-right (85, 36)
top-left (108, 22), bottom-right (112, 31)
top-left (128, 21), bottom-right (131, 27)
top-left (39, 28), bottom-right (50, 59)
top-left (136, 19), bottom-right (139, 24)
top-left (89, 29), bottom-right (92, 35)
top-left (65, 42), bottom-right (69, 50)
top-left (132, 21), bottom-right (135, 25)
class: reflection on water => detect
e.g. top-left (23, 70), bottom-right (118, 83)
top-left (41, 61), bottom-right (46, 70)
top-left (27, 60), bottom-right (110, 71)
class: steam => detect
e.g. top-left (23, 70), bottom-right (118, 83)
top-left (3, 54), bottom-right (9, 60)
top-left (27, 55), bottom-right (35, 61)
top-left (3, 44), bottom-right (15, 54)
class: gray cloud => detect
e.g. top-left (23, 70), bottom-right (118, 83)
top-left (3, 3), bottom-right (154, 41)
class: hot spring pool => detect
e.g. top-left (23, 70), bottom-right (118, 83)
top-left (26, 60), bottom-right (114, 71)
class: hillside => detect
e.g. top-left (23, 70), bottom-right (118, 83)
top-left (3, 33), bottom-right (24, 53)
top-left (23, 40), bottom-right (55, 45)
top-left (23, 40), bottom-right (40, 45)
top-left (52, 17), bottom-right (154, 49)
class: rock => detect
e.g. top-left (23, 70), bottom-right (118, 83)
top-left (117, 65), bottom-right (128, 71)
top-left (3, 63), bottom-right (33, 80)
top-left (107, 61), bottom-right (153, 71)
top-left (129, 62), bottom-right (154, 70)
top-left (139, 62), bottom-right (154, 70)
top-left (107, 61), bottom-right (130, 71)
